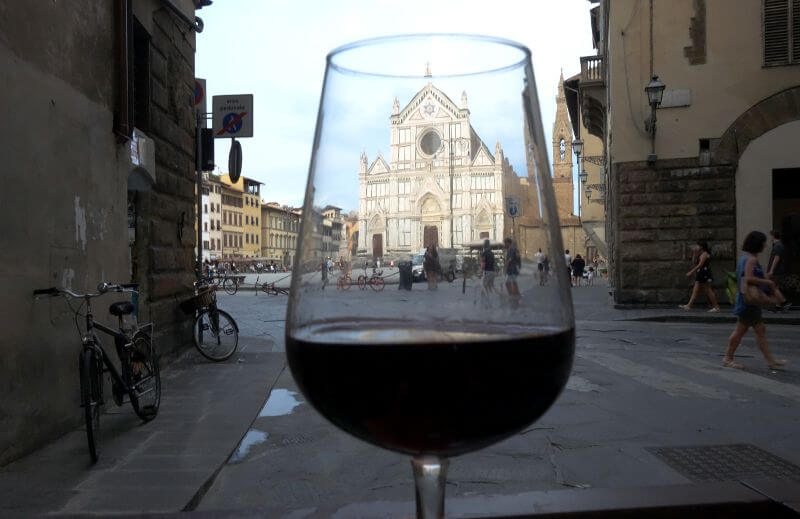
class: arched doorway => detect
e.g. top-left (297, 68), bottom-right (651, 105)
top-left (737, 120), bottom-right (800, 269)
top-left (419, 195), bottom-right (442, 249)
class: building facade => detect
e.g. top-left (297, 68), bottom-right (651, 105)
top-left (261, 203), bottom-right (300, 267)
top-left (572, 0), bottom-right (800, 304)
top-left (1, 0), bottom-right (201, 464)
top-left (357, 83), bottom-right (518, 258)
top-left (242, 178), bottom-right (262, 258)
top-left (201, 173), bottom-right (223, 261)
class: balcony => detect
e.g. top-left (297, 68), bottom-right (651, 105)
top-left (580, 55), bottom-right (605, 86)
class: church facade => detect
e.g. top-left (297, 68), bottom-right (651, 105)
top-left (357, 83), bottom-right (519, 258)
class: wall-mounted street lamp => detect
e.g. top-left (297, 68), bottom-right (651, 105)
top-left (572, 139), bottom-right (584, 218)
top-left (644, 75), bottom-right (666, 165)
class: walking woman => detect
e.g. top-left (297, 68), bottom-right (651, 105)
top-left (679, 240), bottom-right (720, 312)
top-left (723, 231), bottom-right (788, 369)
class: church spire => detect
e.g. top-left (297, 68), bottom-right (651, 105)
top-left (424, 61), bottom-right (432, 78)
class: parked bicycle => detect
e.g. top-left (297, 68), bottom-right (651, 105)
top-left (181, 280), bottom-right (239, 361)
top-left (357, 266), bottom-right (385, 292)
top-left (32, 283), bottom-right (161, 463)
top-left (262, 282), bottom-right (290, 296)
top-left (337, 273), bottom-right (353, 291)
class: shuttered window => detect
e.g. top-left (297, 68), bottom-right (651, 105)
top-left (764, 0), bottom-right (800, 66)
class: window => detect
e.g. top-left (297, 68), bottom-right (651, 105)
top-left (449, 122), bottom-right (461, 139)
top-left (399, 127), bottom-right (412, 143)
top-left (419, 129), bottom-right (441, 156)
top-left (398, 180), bottom-right (411, 195)
top-left (270, 234), bottom-right (274, 247)
top-left (559, 138), bottom-right (566, 160)
top-left (454, 216), bottom-right (464, 245)
top-left (453, 176), bottom-right (462, 191)
top-left (399, 146), bottom-right (412, 161)
top-left (398, 196), bottom-right (409, 212)
top-left (399, 218), bottom-right (411, 246)
top-left (210, 203), bottom-right (215, 213)
top-left (246, 234), bottom-right (249, 244)
top-left (203, 240), bottom-right (209, 249)
top-left (763, 0), bottom-right (800, 66)
top-left (453, 193), bottom-right (463, 209)
top-left (204, 204), bottom-right (208, 213)
top-left (204, 222), bottom-right (208, 231)
top-left (255, 235), bottom-right (259, 244)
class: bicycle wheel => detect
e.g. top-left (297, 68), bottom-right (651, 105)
top-left (127, 331), bottom-right (161, 422)
top-left (370, 277), bottom-right (385, 292)
top-left (357, 275), bottom-right (367, 290)
top-left (79, 348), bottom-right (102, 463)
top-left (260, 282), bottom-right (272, 295)
top-left (194, 308), bottom-right (239, 361)
top-left (265, 283), bottom-right (278, 296)
top-left (223, 277), bottom-right (238, 295)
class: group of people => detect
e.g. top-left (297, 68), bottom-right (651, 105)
top-left (532, 248), bottom-right (599, 287)
top-left (202, 259), bottom-right (287, 277)
top-left (677, 230), bottom-right (792, 369)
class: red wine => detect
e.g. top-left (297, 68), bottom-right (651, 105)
top-left (287, 322), bottom-right (574, 457)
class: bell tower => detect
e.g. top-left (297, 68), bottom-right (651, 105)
top-left (552, 71), bottom-right (574, 217)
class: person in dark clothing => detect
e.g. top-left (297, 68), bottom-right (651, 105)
top-left (481, 239), bottom-right (497, 294)
top-left (504, 237), bottom-right (521, 306)
top-left (679, 240), bottom-right (720, 312)
top-left (423, 245), bottom-right (441, 290)
top-left (571, 254), bottom-right (586, 287)
top-left (767, 230), bottom-right (792, 311)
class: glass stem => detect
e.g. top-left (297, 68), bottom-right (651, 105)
top-left (411, 456), bottom-right (449, 519)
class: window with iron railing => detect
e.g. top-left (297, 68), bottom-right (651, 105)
top-left (764, 0), bottom-right (800, 66)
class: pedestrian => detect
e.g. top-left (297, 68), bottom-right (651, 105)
top-left (504, 237), bottom-right (521, 307)
top-left (423, 245), bottom-right (440, 290)
top-left (587, 266), bottom-right (595, 286)
top-left (564, 249), bottom-right (572, 286)
top-left (321, 258), bottom-right (329, 289)
top-left (481, 239), bottom-right (497, 294)
top-left (767, 230), bottom-right (792, 311)
top-left (542, 255), bottom-right (550, 286)
top-left (679, 240), bottom-right (721, 312)
top-left (535, 248), bottom-right (545, 286)
top-left (723, 230), bottom-right (789, 369)
top-left (571, 253), bottom-right (586, 287)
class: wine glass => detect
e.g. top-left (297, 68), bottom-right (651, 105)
top-left (286, 34), bottom-right (574, 518)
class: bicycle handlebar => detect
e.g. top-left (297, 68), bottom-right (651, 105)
top-left (33, 283), bottom-right (138, 299)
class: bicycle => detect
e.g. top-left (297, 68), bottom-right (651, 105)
top-left (32, 283), bottom-right (161, 463)
top-left (337, 273), bottom-right (353, 291)
top-left (182, 281), bottom-right (239, 362)
top-left (358, 267), bottom-right (385, 292)
top-left (218, 270), bottom-right (241, 295)
top-left (262, 282), bottom-right (290, 296)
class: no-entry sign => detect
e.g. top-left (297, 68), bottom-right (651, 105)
top-left (212, 94), bottom-right (253, 138)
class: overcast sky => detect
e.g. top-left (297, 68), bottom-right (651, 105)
top-left (196, 0), bottom-right (595, 213)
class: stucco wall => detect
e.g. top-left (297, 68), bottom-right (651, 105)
top-left (736, 121), bottom-right (800, 263)
top-left (607, 0), bottom-right (800, 164)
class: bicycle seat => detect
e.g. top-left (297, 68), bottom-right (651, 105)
top-left (109, 301), bottom-right (135, 317)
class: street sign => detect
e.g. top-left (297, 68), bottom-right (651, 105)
top-left (506, 197), bottom-right (521, 218)
top-left (212, 94), bottom-right (253, 138)
top-left (228, 139), bottom-right (242, 183)
top-left (194, 78), bottom-right (207, 128)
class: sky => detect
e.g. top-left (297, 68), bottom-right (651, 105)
top-left (196, 0), bottom-right (596, 213)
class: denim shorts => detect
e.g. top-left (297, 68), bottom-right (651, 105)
top-left (737, 306), bottom-right (763, 327)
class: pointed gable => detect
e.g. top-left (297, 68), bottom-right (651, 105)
top-left (471, 143), bottom-right (495, 166)
top-left (368, 155), bottom-right (390, 175)
top-left (396, 83), bottom-right (462, 124)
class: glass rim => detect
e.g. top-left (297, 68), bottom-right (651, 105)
top-left (326, 33), bottom-right (531, 79)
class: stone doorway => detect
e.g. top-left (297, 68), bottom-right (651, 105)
top-left (372, 233), bottom-right (383, 259)
top-left (423, 225), bottom-right (438, 249)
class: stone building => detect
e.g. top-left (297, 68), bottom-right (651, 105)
top-left (357, 83), bottom-right (518, 258)
top-left (512, 75), bottom-right (597, 264)
top-left (1, 0), bottom-right (203, 464)
top-left (261, 203), bottom-right (300, 267)
top-left (571, 0), bottom-right (800, 304)
top-left (201, 172), bottom-right (222, 261)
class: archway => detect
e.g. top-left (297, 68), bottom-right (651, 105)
top-left (736, 120), bottom-right (800, 268)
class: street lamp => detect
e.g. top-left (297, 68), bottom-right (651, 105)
top-left (572, 139), bottom-right (584, 219)
top-left (644, 75), bottom-right (666, 164)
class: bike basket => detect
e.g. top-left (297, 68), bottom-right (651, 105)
top-left (179, 287), bottom-right (216, 315)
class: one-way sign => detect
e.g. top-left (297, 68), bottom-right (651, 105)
top-left (212, 94), bottom-right (253, 138)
